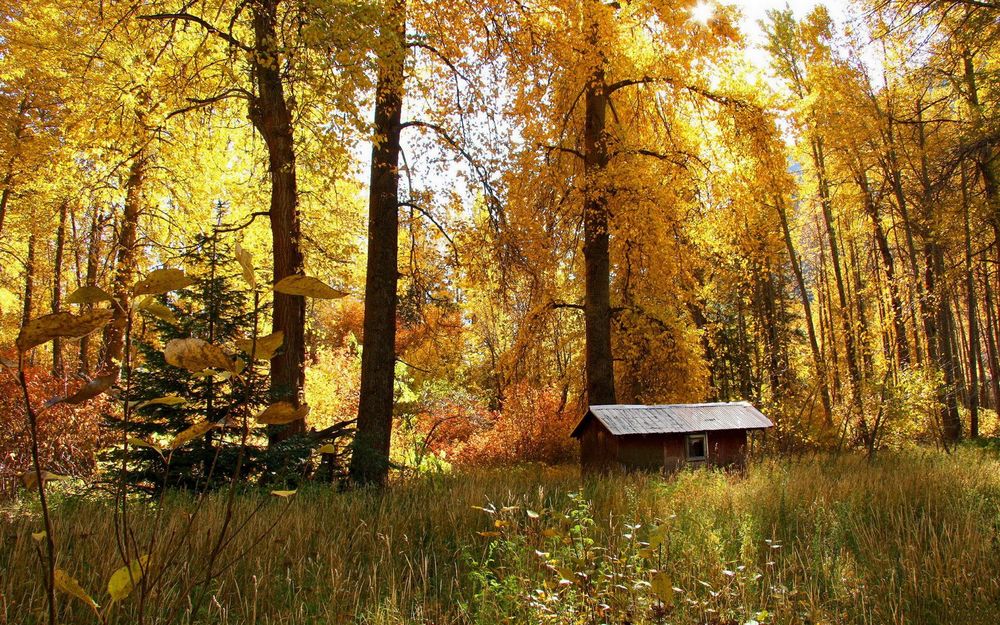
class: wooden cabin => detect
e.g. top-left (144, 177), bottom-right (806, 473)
top-left (570, 402), bottom-right (772, 473)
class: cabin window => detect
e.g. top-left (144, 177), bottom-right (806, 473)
top-left (686, 434), bottom-right (707, 461)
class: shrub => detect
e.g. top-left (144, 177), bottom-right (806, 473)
top-left (0, 360), bottom-right (113, 498)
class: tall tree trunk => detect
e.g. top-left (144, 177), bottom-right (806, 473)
top-left (51, 201), bottom-right (67, 377)
top-left (981, 260), bottom-right (1000, 409)
top-left (582, 13), bottom-right (615, 406)
top-left (916, 105), bottom-right (962, 443)
top-left (350, 0), bottom-right (406, 486)
top-left (100, 152), bottom-right (145, 372)
top-left (961, 164), bottom-right (981, 436)
top-left (22, 233), bottom-right (36, 328)
top-left (79, 207), bottom-right (105, 376)
top-left (812, 137), bottom-right (866, 436)
top-left (0, 97), bottom-right (27, 237)
top-left (249, 0), bottom-right (307, 438)
top-left (858, 170), bottom-right (910, 366)
top-left (774, 195), bottom-right (832, 424)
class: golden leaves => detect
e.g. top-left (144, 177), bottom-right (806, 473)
top-left (163, 338), bottom-right (235, 373)
top-left (255, 402), bottom-right (310, 425)
top-left (166, 420), bottom-right (217, 450)
top-left (133, 268), bottom-right (195, 296)
top-left (43, 373), bottom-right (117, 408)
top-left (236, 331), bottom-right (284, 361)
top-left (65, 285), bottom-right (114, 305)
top-left (235, 242), bottom-right (256, 287)
top-left (107, 555), bottom-right (149, 602)
top-left (16, 310), bottom-right (113, 351)
top-left (55, 569), bottom-right (100, 612)
top-left (137, 297), bottom-right (180, 325)
top-left (273, 274), bottom-right (346, 299)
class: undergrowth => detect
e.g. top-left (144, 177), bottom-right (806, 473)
top-left (2, 447), bottom-right (999, 624)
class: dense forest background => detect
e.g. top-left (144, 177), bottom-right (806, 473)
top-left (2, 0), bottom-right (999, 487)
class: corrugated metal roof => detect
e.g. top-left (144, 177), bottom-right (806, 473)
top-left (571, 402), bottom-right (773, 438)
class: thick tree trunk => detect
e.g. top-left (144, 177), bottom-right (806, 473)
top-left (961, 165), bottom-right (981, 436)
top-left (249, 0), bottom-right (307, 438)
top-left (100, 152), bottom-right (145, 372)
top-left (582, 50), bottom-right (616, 406)
top-left (51, 201), bottom-right (67, 377)
top-left (775, 195), bottom-right (832, 424)
top-left (350, 0), bottom-right (406, 487)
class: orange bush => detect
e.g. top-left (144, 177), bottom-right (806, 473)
top-left (420, 384), bottom-right (579, 466)
top-left (0, 363), bottom-right (113, 498)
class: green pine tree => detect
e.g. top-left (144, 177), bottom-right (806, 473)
top-left (106, 234), bottom-right (271, 492)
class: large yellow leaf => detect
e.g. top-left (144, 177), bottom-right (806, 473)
top-left (55, 569), bottom-right (99, 612)
top-left (270, 489), bottom-right (297, 498)
top-left (163, 338), bottom-right (235, 373)
top-left (236, 331), bottom-right (284, 361)
top-left (16, 309), bottom-right (113, 352)
top-left (167, 421), bottom-right (217, 450)
top-left (136, 395), bottom-right (186, 409)
top-left (316, 444), bottom-right (337, 454)
top-left (651, 571), bottom-right (674, 604)
top-left (21, 470), bottom-right (70, 490)
top-left (235, 243), bottom-right (256, 287)
top-left (44, 373), bottom-right (117, 408)
top-left (137, 297), bottom-right (179, 325)
top-left (255, 402), bottom-right (310, 425)
top-left (273, 274), bottom-right (346, 299)
top-left (107, 554), bottom-right (149, 602)
top-left (65, 285), bottom-right (114, 305)
top-left (133, 268), bottom-right (195, 296)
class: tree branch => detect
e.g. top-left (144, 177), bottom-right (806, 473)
top-left (137, 12), bottom-right (251, 52)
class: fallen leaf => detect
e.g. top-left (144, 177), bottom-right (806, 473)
top-left (55, 569), bottom-right (99, 612)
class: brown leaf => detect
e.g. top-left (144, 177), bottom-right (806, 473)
top-left (255, 402), bottom-right (310, 425)
top-left (273, 274), bottom-right (346, 299)
top-left (44, 373), bottom-right (118, 408)
top-left (133, 268), bottom-right (195, 297)
top-left (17, 310), bottom-right (113, 352)
top-left (163, 338), bottom-right (235, 373)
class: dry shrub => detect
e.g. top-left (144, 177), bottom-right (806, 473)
top-left (424, 384), bottom-right (579, 466)
top-left (0, 361), bottom-right (113, 498)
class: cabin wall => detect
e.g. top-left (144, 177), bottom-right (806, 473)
top-left (579, 419), bottom-right (617, 473)
top-left (708, 429), bottom-right (749, 466)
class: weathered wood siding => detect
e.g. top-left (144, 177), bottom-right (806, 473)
top-left (579, 426), bottom-right (751, 473)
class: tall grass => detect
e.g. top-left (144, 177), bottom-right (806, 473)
top-left (2, 448), bottom-right (999, 624)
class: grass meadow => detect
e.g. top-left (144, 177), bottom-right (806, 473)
top-left (2, 448), bottom-right (999, 624)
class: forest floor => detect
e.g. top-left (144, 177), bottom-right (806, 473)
top-left (2, 447), bottom-right (999, 624)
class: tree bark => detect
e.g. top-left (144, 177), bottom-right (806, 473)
top-left (812, 137), bottom-right (866, 436)
top-left (79, 206), bottom-right (105, 376)
top-left (248, 0), bottom-right (307, 438)
top-left (774, 195), bottom-right (832, 424)
top-left (51, 200), bottom-right (67, 377)
top-left (582, 13), bottom-right (616, 406)
top-left (350, 0), bottom-right (406, 486)
top-left (100, 152), bottom-right (145, 372)
top-left (857, 171), bottom-right (910, 366)
top-left (22, 233), bottom-right (36, 328)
